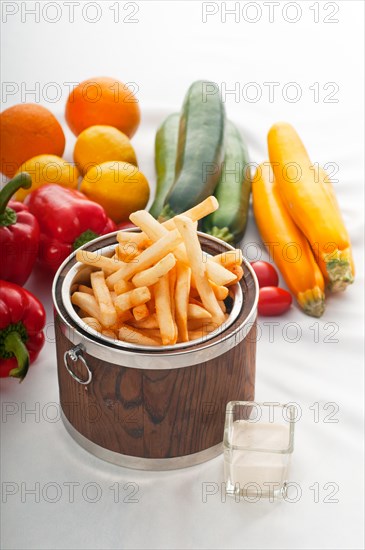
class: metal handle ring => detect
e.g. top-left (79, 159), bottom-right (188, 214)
top-left (64, 344), bottom-right (92, 385)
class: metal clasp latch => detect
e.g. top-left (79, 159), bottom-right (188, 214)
top-left (64, 344), bottom-right (92, 385)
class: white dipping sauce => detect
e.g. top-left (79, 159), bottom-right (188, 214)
top-left (224, 421), bottom-right (291, 494)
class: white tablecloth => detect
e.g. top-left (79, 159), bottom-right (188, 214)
top-left (1, 2), bottom-right (364, 549)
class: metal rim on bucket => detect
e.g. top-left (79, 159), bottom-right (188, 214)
top-left (61, 243), bottom-right (243, 352)
top-left (52, 230), bottom-right (259, 369)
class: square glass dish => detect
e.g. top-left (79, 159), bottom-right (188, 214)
top-left (223, 401), bottom-right (295, 499)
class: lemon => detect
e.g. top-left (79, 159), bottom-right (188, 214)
top-left (81, 161), bottom-right (150, 223)
top-left (74, 125), bottom-right (138, 175)
top-left (15, 154), bottom-right (79, 201)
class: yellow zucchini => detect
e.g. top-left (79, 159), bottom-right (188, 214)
top-left (316, 166), bottom-right (355, 286)
top-left (268, 122), bottom-right (354, 291)
top-left (252, 162), bottom-right (325, 317)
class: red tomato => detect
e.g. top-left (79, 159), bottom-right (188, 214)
top-left (258, 287), bottom-right (292, 316)
top-left (251, 261), bottom-right (279, 288)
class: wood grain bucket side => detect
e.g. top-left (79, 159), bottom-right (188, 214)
top-left (53, 232), bottom-right (259, 470)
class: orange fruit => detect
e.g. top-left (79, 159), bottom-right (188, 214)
top-left (65, 77), bottom-right (141, 138)
top-left (0, 104), bottom-right (65, 178)
top-left (80, 161), bottom-right (149, 223)
top-left (74, 125), bottom-right (138, 175)
top-left (15, 155), bottom-right (79, 201)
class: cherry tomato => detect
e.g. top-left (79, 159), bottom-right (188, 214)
top-left (258, 287), bottom-right (292, 316)
top-left (251, 261), bottom-right (279, 288)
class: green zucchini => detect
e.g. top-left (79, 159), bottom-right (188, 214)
top-left (202, 120), bottom-right (251, 245)
top-left (160, 80), bottom-right (225, 219)
top-left (149, 113), bottom-right (180, 219)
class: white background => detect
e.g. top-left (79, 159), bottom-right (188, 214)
top-left (1, 1), bottom-right (364, 549)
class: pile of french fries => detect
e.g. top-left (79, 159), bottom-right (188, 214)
top-left (72, 197), bottom-right (243, 347)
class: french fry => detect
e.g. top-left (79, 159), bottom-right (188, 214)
top-left (116, 231), bottom-right (149, 246)
top-left (132, 196), bottom-right (218, 235)
top-left (211, 249), bottom-right (243, 267)
top-left (192, 260), bottom-right (235, 287)
top-left (188, 315), bottom-right (229, 340)
top-left (106, 229), bottom-right (182, 286)
top-left (132, 304), bottom-right (149, 321)
top-left (81, 317), bottom-right (102, 332)
top-left (76, 249), bottom-right (124, 273)
top-left (187, 319), bottom-right (220, 332)
top-left (189, 286), bottom-right (199, 299)
top-left (189, 297), bottom-right (204, 307)
top-left (118, 324), bottom-right (160, 346)
top-left (209, 281), bottom-right (229, 301)
top-left (147, 297), bottom-right (155, 314)
top-left (116, 242), bottom-right (140, 263)
top-left (117, 310), bottom-right (134, 323)
top-left (114, 279), bottom-right (134, 295)
top-left (130, 210), bottom-right (192, 268)
top-left (130, 210), bottom-right (167, 241)
top-left (78, 285), bottom-right (94, 296)
top-left (188, 330), bottom-right (209, 341)
top-left (71, 292), bottom-right (101, 321)
top-left (187, 319), bottom-right (226, 340)
top-left (154, 274), bottom-right (176, 345)
top-left (163, 196), bottom-right (219, 230)
top-left (188, 303), bottom-right (212, 320)
top-left (90, 271), bottom-right (117, 328)
top-left (169, 267), bottom-right (178, 342)
top-left (101, 328), bottom-right (117, 339)
top-left (130, 206), bottom-right (237, 288)
top-left (114, 287), bottom-right (151, 313)
top-left (111, 294), bottom-right (134, 323)
top-left (138, 328), bottom-right (163, 341)
top-left (174, 216), bottom-right (225, 325)
top-left (189, 257), bottom-right (235, 287)
top-left (131, 253), bottom-right (176, 287)
top-left (72, 198), bottom-right (243, 347)
top-left (77, 309), bottom-right (90, 318)
top-left (169, 266), bottom-right (176, 318)
top-left (130, 314), bottom-right (159, 329)
top-left (227, 264), bottom-right (244, 285)
top-left (205, 261), bottom-right (237, 286)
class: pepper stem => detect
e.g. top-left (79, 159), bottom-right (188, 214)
top-left (0, 173), bottom-right (32, 215)
top-left (5, 332), bottom-right (30, 382)
top-left (73, 229), bottom-right (99, 250)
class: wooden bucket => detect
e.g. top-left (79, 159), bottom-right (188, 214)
top-left (52, 231), bottom-right (258, 470)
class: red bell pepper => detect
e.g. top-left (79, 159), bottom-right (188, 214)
top-left (27, 185), bottom-right (116, 273)
top-left (0, 281), bottom-right (46, 381)
top-left (0, 173), bottom-right (40, 286)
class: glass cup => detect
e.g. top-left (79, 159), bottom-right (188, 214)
top-left (223, 401), bottom-right (295, 500)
